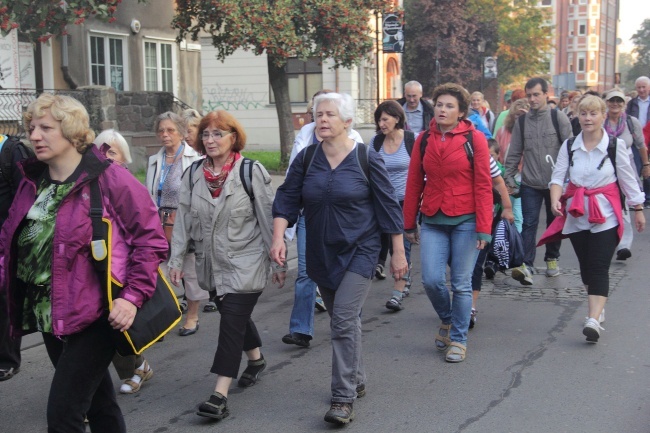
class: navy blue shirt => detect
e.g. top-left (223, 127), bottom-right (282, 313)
top-left (273, 143), bottom-right (403, 290)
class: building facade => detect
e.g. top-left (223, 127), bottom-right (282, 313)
top-left (549, 0), bottom-right (619, 93)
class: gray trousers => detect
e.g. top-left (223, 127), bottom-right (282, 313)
top-left (320, 271), bottom-right (371, 404)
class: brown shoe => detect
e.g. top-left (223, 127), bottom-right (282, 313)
top-left (324, 402), bottom-right (354, 425)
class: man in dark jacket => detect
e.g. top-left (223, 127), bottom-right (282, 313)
top-left (0, 134), bottom-right (30, 381)
top-left (396, 81), bottom-right (434, 135)
top-left (626, 76), bottom-right (650, 206)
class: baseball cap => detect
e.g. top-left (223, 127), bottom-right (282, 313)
top-left (605, 90), bottom-right (625, 101)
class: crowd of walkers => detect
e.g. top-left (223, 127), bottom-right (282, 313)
top-left (0, 74), bottom-right (649, 430)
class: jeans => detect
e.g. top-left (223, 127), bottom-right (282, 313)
top-left (520, 185), bottom-right (561, 266)
top-left (320, 271), bottom-right (371, 404)
top-left (0, 293), bottom-right (21, 371)
top-left (471, 247), bottom-right (489, 292)
top-left (631, 146), bottom-right (650, 202)
top-left (420, 221), bottom-right (479, 346)
top-left (42, 318), bottom-right (125, 433)
top-left (512, 196), bottom-right (523, 233)
top-left (378, 202), bottom-right (412, 266)
top-left (288, 215), bottom-right (318, 337)
top-left (211, 292), bottom-right (262, 378)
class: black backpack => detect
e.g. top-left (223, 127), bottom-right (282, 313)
top-left (372, 130), bottom-right (416, 156)
top-left (187, 157), bottom-right (256, 200)
top-left (0, 135), bottom-right (34, 188)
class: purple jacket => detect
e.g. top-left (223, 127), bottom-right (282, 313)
top-left (0, 147), bottom-right (168, 338)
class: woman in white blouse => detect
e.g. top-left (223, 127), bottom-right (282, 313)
top-left (544, 95), bottom-right (645, 343)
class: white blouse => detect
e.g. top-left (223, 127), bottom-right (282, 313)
top-left (549, 129), bottom-right (645, 234)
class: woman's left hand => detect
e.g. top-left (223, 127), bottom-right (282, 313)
top-left (272, 271), bottom-right (286, 288)
top-left (389, 250), bottom-right (409, 280)
top-left (476, 240), bottom-right (488, 250)
top-left (635, 210), bottom-right (646, 233)
top-left (108, 298), bottom-right (138, 332)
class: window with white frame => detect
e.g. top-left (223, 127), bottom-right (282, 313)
top-left (578, 20), bottom-right (587, 36)
top-left (89, 34), bottom-right (127, 91)
top-left (270, 57), bottom-right (323, 104)
top-left (144, 40), bottom-right (174, 93)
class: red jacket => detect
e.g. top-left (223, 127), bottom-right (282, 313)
top-left (403, 118), bottom-right (493, 235)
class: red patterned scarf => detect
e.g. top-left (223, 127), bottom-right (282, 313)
top-left (203, 151), bottom-right (241, 197)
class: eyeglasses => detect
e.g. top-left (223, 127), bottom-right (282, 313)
top-left (202, 130), bottom-right (233, 141)
top-left (607, 98), bottom-right (624, 104)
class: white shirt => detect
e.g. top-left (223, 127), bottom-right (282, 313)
top-left (549, 130), bottom-right (645, 234)
top-left (637, 97), bottom-right (649, 127)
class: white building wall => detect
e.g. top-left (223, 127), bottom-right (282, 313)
top-left (200, 41), bottom-right (364, 149)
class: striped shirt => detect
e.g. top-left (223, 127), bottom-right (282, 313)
top-left (371, 136), bottom-right (411, 201)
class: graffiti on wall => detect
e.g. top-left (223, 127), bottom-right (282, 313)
top-left (202, 85), bottom-right (268, 111)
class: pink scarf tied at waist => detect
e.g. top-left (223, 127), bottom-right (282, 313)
top-left (537, 181), bottom-right (624, 246)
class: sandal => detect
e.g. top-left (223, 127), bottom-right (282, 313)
top-left (445, 342), bottom-right (467, 363)
top-left (435, 323), bottom-right (451, 351)
top-left (237, 355), bottom-right (266, 388)
top-left (120, 360), bottom-right (154, 394)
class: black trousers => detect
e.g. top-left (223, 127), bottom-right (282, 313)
top-left (42, 317), bottom-right (125, 433)
top-left (568, 226), bottom-right (618, 297)
top-left (211, 292), bottom-right (262, 378)
top-left (0, 293), bottom-right (21, 371)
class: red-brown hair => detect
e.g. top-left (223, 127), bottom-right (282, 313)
top-left (195, 110), bottom-right (247, 154)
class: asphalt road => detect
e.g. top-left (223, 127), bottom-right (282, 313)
top-left (2, 178), bottom-right (650, 433)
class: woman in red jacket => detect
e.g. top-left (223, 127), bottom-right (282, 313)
top-left (404, 83), bottom-right (493, 363)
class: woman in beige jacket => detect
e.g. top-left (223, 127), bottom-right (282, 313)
top-left (168, 110), bottom-right (286, 422)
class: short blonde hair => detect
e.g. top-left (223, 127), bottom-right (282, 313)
top-left (94, 129), bottom-right (132, 164)
top-left (182, 109), bottom-right (202, 129)
top-left (24, 94), bottom-right (95, 153)
top-left (577, 95), bottom-right (606, 115)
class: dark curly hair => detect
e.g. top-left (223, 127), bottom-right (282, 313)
top-left (374, 100), bottom-right (406, 132)
top-left (430, 83), bottom-right (471, 119)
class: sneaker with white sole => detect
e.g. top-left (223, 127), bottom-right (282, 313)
top-left (545, 259), bottom-right (560, 277)
top-left (385, 295), bottom-right (403, 311)
top-left (469, 308), bottom-right (477, 329)
top-left (375, 264), bottom-right (386, 280)
top-left (583, 318), bottom-right (604, 343)
top-left (511, 264), bottom-right (533, 286)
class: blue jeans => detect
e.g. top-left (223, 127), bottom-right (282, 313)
top-left (420, 221), bottom-right (479, 346)
top-left (632, 146), bottom-right (650, 202)
top-left (520, 185), bottom-right (561, 267)
top-left (288, 215), bottom-right (318, 337)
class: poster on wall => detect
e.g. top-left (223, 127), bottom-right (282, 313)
top-left (0, 30), bottom-right (20, 89)
top-left (382, 13), bottom-right (404, 54)
top-left (18, 42), bottom-right (36, 89)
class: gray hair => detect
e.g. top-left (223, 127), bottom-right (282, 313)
top-left (635, 76), bottom-right (650, 86)
top-left (404, 81), bottom-right (423, 92)
top-left (94, 129), bottom-right (132, 164)
top-left (313, 93), bottom-right (356, 130)
top-left (154, 111), bottom-right (187, 136)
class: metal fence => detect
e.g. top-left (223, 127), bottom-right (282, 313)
top-left (0, 88), bottom-right (89, 138)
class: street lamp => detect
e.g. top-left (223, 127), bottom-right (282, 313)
top-left (477, 38), bottom-right (486, 92)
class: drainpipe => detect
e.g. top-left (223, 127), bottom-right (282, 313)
top-left (61, 34), bottom-right (78, 89)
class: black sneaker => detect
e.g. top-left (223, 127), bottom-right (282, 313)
top-left (281, 332), bottom-right (311, 348)
top-left (324, 402), bottom-right (354, 425)
top-left (385, 295), bottom-right (403, 311)
top-left (197, 392), bottom-right (229, 420)
top-left (375, 264), bottom-right (386, 280)
top-left (616, 248), bottom-right (631, 261)
top-left (483, 261), bottom-right (497, 279)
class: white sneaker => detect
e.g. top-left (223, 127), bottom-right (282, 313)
top-left (582, 318), bottom-right (604, 343)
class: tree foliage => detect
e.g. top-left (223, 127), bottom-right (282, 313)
top-left (627, 19), bottom-right (650, 83)
top-left (0, 1), bottom-right (143, 43)
top-left (403, 0), bottom-right (552, 95)
top-left (173, 0), bottom-right (395, 168)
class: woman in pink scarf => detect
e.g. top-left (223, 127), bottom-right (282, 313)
top-left (544, 95), bottom-right (645, 344)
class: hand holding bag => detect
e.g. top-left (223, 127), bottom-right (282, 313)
top-left (89, 179), bottom-right (182, 356)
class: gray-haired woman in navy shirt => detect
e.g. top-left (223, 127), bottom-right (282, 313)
top-left (271, 93), bottom-right (408, 426)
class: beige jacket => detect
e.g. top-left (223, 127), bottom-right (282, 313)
top-left (168, 158), bottom-right (283, 295)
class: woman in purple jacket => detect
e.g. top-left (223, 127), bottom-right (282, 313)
top-left (0, 94), bottom-right (168, 433)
